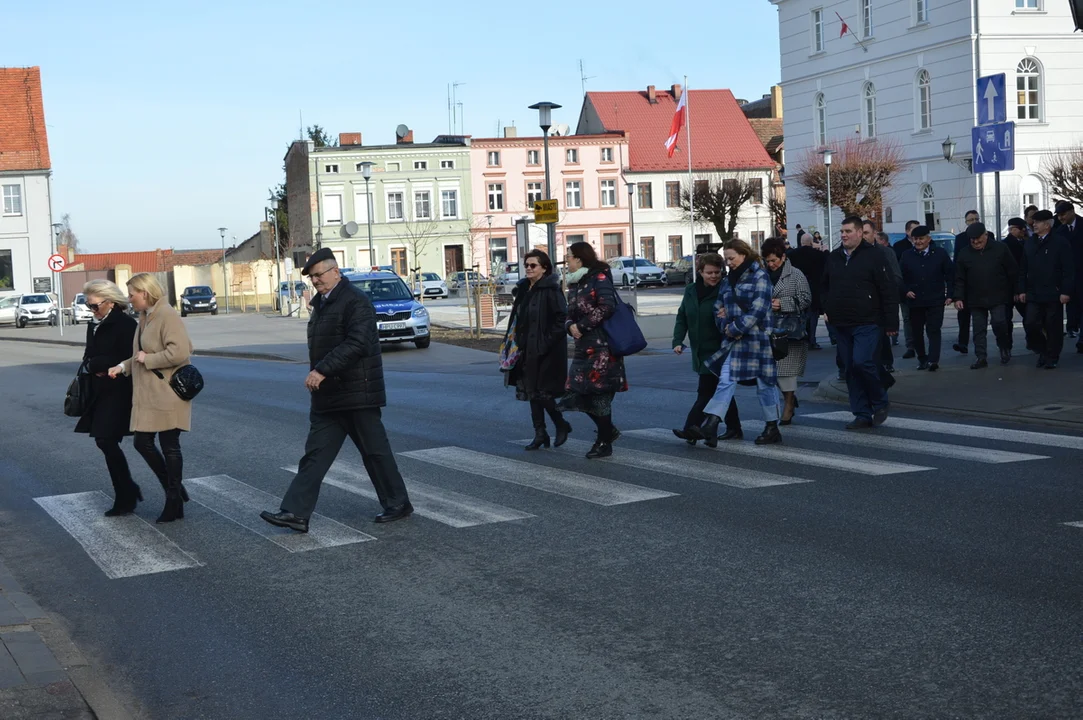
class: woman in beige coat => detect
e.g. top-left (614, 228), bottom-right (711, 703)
top-left (108, 273), bottom-right (194, 523)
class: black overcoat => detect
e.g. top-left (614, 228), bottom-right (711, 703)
top-left (507, 274), bottom-right (568, 396)
top-left (308, 281), bottom-right (386, 413)
top-left (74, 307), bottom-right (137, 439)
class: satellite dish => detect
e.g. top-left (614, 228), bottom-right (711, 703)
top-left (395, 124), bottom-right (410, 139)
top-left (344, 221), bottom-right (359, 237)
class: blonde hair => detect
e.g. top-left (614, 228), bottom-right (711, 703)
top-left (127, 273), bottom-right (165, 306)
top-left (724, 238), bottom-right (761, 265)
top-left (83, 279), bottom-right (128, 307)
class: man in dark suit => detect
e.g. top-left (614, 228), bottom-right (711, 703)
top-left (952, 210), bottom-right (981, 354)
top-left (893, 220), bottom-right (919, 358)
top-left (1004, 218), bottom-right (1034, 350)
top-left (1019, 210), bottom-right (1075, 369)
top-left (788, 232), bottom-right (827, 349)
top-left (261, 248), bottom-right (413, 532)
top-left (1054, 200), bottom-right (1083, 350)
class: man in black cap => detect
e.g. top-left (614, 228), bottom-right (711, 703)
top-left (900, 225), bottom-right (953, 371)
top-left (1018, 210), bottom-right (1074, 369)
top-left (952, 210), bottom-right (981, 354)
top-left (261, 249), bottom-right (413, 532)
top-left (954, 222), bottom-right (1018, 367)
top-left (1054, 200), bottom-right (1083, 347)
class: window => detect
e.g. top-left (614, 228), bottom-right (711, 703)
top-left (487, 151), bottom-right (500, 166)
top-left (812, 8), bottom-right (824, 52)
top-left (814, 93), bottom-right (827, 146)
top-left (600, 179), bottom-right (617, 208)
top-left (414, 161), bottom-right (428, 170)
top-left (2, 185), bottom-right (22, 215)
top-left (387, 162), bottom-right (400, 172)
top-left (601, 147), bottom-right (614, 163)
top-left (415, 191), bottom-right (431, 219)
top-left (527, 149), bottom-right (540, 165)
top-left (751, 231), bottom-right (766, 249)
top-left (668, 235), bottom-right (683, 260)
top-left (861, 0), bottom-right (873, 37)
top-left (387, 192), bottom-right (404, 220)
top-left (915, 0), bottom-right (928, 23)
top-left (566, 148), bottom-right (579, 164)
top-left (441, 189), bottom-right (458, 218)
top-left (489, 237), bottom-right (507, 266)
top-left (565, 234), bottom-right (585, 247)
top-left (920, 184), bottom-right (936, 221)
top-left (695, 179), bottom-right (710, 196)
top-left (0, 249), bottom-right (12, 290)
top-left (748, 179), bottom-right (764, 205)
top-left (863, 82), bottom-right (877, 138)
top-left (323, 194), bottom-right (342, 224)
top-left (566, 181), bottom-right (582, 209)
top-left (665, 181), bottom-right (681, 208)
top-left (603, 233), bottom-right (623, 259)
top-left (640, 237), bottom-right (656, 263)
top-left (527, 182), bottom-right (544, 208)
top-left (1017, 58), bottom-right (1042, 121)
top-left (1015, 0), bottom-right (1040, 9)
top-left (354, 191), bottom-right (370, 224)
top-left (487, 183), bottom-right (504, 211)
top-left (439, 159), bottom-right (454, 169)
top-left (638, 183), bottom-right (653, 209)
top-left (390, 248), bottom-right (407, 277)
top-left (324, 164), bottom-right (339, 174)
top-left (916, 69), bottom-right (932, 130)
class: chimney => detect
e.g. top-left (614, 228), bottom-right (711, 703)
top-left (503, 126), bottom-right (518, 138)
top-left (647, 85), bottom-right (657, 104)
top-left (339, 132), bottom-right (362, 146)
top-left (770, 85), bottom-right (784, 119)
top-left (396, 129), bottom-right (414, 144)
top-left (671, 84), bottom-right (683, 102)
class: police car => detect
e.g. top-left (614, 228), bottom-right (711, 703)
top-left (343, 270), bottom-right (431, 349)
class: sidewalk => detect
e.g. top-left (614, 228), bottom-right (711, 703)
top-left (0, 556), bottom-right (132, 719)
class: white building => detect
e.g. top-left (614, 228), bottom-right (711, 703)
top-left (769, 0), bottom-right (1083, 239)
top-left (0, 67), bottom-right (54, 297)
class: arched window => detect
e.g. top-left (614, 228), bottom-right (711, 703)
top-left (920, 184), bottom-right (935, 221)
top-left (916, 69), bottom-right (932, 130)
top-left (862, 82), bottom-right (877, 138)
top-left (1020, 174), bottom-right (1046, 214)
top-left (814, 93), bottom-right (827, 147)
top-left (1016, 58), bottom-right (1042, 121)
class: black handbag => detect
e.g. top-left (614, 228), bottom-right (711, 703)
top-left (139, 327), bottom-right (203, 401)
top-left (769, 334), bottom-right (790, 361)
top-left (63, 361), bottom-right (92, 417)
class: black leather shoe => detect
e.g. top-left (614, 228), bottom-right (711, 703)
top-left (585, 442), bottom-right (613, 459)
top-left (719, 426), bottom-right (744, 441)
top-left (916, 360), bottom-right (929, 370)
top-left (1000, 349), bottom-right (1011, 365)
top-left (872, 405), bottom-right (889, 427)
top-left (375, 503), bottom-right (414, 523)
top-left (884, 365), bottom-right (895, 373)
top-left (970, 359), bottom-right (988, 369)
top-left (846, 417), bottom-right (874, 430)
top-left (902, 349), bottom-right (916, 359)
top-left (928, 363), bottom-right (939, 372)
top-left (260, 510), bottom-right (309, 532)
top-left (672, 428), bottom-right (698, 446)
top-left (953, 343), bottom-right (968, 355)
top-left (754, 422), bottom-right (782, 445)
top-left (809, 344), bottom-right (822, 350)
top-left (1045, 361), bottom-right (1058, 370)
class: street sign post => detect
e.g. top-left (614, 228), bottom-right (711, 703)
top-left (976, 73), bottom-right (1007, 126)
top-left (47, 254), bottom-right (66, 272)
top-left (533, 199), bottom-right (558, 224)
top-left (971, 122), bottom-right (1015, 174)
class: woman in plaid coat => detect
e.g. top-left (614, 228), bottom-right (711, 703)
top-left (687, 239), bottom-right (782, 446)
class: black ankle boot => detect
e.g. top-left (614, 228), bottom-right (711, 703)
top-left (525, 427), bottom-right (550, 451)
top-left (554, 420), bottom-right (571, 448)
top-left (699, 414), bottom-right (721, 448)
top-left (105, 483), bottom-right (143, 517)
top-left (585, 441), bottom-right (612, 459)
top-left (156, 489), bottom-right (184, 524)
top-left (755, 421), bottom-right (782, 445)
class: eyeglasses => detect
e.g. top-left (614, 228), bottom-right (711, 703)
top-left (309, 267), bottom-right (338, 280)
top-left (86, 302), bottom-right (102, 311)
top-left (524, 262), bottom-right (542, 269)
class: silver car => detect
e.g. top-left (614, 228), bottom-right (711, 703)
top-left (14, 293), bottom-right (58, 328)
top-left (70, 293), bottom-right (95, 324)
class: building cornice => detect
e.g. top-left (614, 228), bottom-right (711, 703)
top-left (780, 36), bottom-right (971, 86)
top-left (471, 134), bottom-right (626, 149)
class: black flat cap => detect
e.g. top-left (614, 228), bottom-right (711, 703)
top-left (1033, 209), bottom-right (1055, 222)
top-left (1007, 217), bottom-right (1027, 229)
top-left (911, 225), bottom-right (930, 238)
top-left (301, 248), bottom-right (336, 275)
top-left (966, 222), bottom-right (988, 239)
top-left (1055, 200), bottom-right (1074, 215)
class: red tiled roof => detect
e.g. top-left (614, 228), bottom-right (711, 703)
top-left (748, 118), bottom-right (784, 157)
top-left (73, 251), bottom-right (166, 274)
top-left (0, 67), bottom-right (50, 171)
top-left (163, 250), bottom-right (223, 269)
top-left (584, 89), bottom-right (774, 172)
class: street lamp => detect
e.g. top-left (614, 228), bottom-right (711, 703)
top-left (218, 227), bottom-right (229, 314)
top-left (820, 149), bottom-right (834, 251)
top-left (942, 135), bottom-right (973, 172)
top-left (359, 161), bottom-right (375, 268)
top-left (529, 101), bottom-right (561, 262)
top-left (627, 181), bottom-right (638, 302)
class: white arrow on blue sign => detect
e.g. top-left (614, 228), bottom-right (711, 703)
top-left (977, 73), bottom-right (1007, 126)
top-left (972, 121), bottom-right (1015, 174)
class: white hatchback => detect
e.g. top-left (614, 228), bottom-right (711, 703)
top-left (14, 293), bottom-right (58, 328)
top-left (607, 257), bottom-right (667, 287)
top-left (415, 272), bottom-right (449, 299)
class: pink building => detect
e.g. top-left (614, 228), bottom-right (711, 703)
top-left (469, 130), bottom-right (631, 274)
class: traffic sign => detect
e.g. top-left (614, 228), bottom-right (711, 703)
top-left (977, 73), bottom-right (1007, 126)
top-left (47, 254), bottom-right (66, 272)
top-left (972, 121), bottom-right (1015, 174)
top-left (534, 199), bottom-right (559, 224)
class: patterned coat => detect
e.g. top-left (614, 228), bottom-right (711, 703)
top-left (565, 268), bottom-right (628, 395)
top-left (705, 261), bottom-right (777, 384)
top-left (771, 260), bottom-right (812, 379)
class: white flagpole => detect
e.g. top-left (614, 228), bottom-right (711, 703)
top-left (685, 75), bottom-right (696, 280)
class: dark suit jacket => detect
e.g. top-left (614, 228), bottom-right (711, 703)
top-left (1055, 219), bottom-right (1083, 294)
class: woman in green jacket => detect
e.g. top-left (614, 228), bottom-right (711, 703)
top-left (671, 253), bottom-right (742, 444)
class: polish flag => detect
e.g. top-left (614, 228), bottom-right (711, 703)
top-left (836, 12), bottom-right (850, 37)
top-left (663, 90), bottom-right (687, 158)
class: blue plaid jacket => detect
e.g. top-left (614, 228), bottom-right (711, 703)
top-left (705, 262), bottom-right (777, 384)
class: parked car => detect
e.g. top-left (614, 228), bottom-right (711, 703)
top-left (415, 272), bottom-right (449, 299)
top-left (608, 256), bottom-right (667, 287)
top-left (69, 293), bottom-right (94, 325)
top-left (0, 295), bottom-right (19, 325)
top-left (659, 257), bottom-right (694, 285)
top-left (495, 262), bottom-right (520, 286)
top-left (13, 293), bottom-right (59, 328)
top-left (276, 281), bottom-right (308, 309)
top-left (448, 271), bottom-right (487, 289)
top-left (179, 286), bottom-right (218, 317)
top-left (344, 270), bottom-right (431, 349)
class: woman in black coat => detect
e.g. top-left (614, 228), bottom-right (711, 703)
top-left (74, 280), bottom-right (141, 516)
top-left (504, 250), bottom-right (571, 450)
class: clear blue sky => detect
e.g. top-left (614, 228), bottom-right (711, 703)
top-left (6, 0), bottom-right (781, 252)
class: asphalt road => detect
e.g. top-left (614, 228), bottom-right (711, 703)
top-left (1, 340), bottom-right (1081, 719)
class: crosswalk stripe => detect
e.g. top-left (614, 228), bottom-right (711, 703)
top-left (627, 429), bottom-right (934, 476)
top-left (282, 464), bottom-right (535, 528)
top-left (1064, 521), bottom-right (1083, 529)
top-left (513, 439), bottom-right (811, 489)
top-left (805, 411), bottom-right (1083, 451)
top-left (33, 492), bottom-right (203, 579)
top-left (740, 423), bottom-right (1049, 464)
top-left (401, 447), bottom-right (678, 506)
top-left (185, 475), bottom-right (375, 552)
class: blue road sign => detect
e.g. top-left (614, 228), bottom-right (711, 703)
top-left (972, 121), bottom-right (1015, 174)
top-left (977, 73), bottom-right (1007, 125)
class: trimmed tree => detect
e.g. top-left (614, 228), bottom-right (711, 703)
top-left (678, 173), bottom-right (759, 242)
top-left (793, 137), bottom-right (904, 219)
top-left (1043, 145), bottom-right (1083, 207)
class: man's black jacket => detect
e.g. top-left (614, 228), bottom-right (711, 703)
top-left (900, 246), bottom-right (954, 308)
top-left (954, 241), bottom-right (1018, 308)
top-left (1019, 233), bottom-right (1075, 303)
top-left (307, 281), bottom-right (386, 413)
top-left (822, 241), bottom-right (899, 331)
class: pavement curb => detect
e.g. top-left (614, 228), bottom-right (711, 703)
top-left (0, 335), bottom-right (301, 363)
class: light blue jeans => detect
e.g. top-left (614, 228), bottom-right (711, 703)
top-left (704, 360), bottom-right (780, 423)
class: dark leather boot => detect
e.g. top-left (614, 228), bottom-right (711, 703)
top-left (755, 421), bottom-right (782, 445)
top-left (553, 419), bottom-right (572, 448)
top-left (105, 482), bottom-right (143, 517)
top-left (156, 489), bottom-right (184, 524)
top-left (585, 441), bottom-right (612, 459)
top-left (697, 414), bottom-right (721, 448)
top-left (525, 427), bottom-right (550, 450)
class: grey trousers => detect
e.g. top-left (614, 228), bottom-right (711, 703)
top-left (899, 303), bottom-right (914, 349)
top-left (281, 408), bottom-right (410, 518)
top-left (972, 305), bottom-right (1011, 360)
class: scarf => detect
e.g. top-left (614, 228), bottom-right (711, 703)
top-left (695, 277), bottom-right (716, 301)
top-left (768, 260), bottom-right (784, 285)
top-left (565, 267), bottom-right (588, 285)
top-left (727, 258), bottom-right (754, 289)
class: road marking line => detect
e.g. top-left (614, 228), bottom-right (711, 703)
top-left (282, 464), bottom-right (535, 528)
top-left (805, 411), bottom-right (1083, 451)
top-left (740, 423), bottom-right (1049, 464)
top-left (1064, 521), bottom-right (1083, 529)
top-left (513, 439), bottom-right (811, 489)
top-left (185, 475), bottom-right (375, 552)
top-left (626, 429), bottom-right (933, 476)
top-left (33, 492), bottom-right (202, 580)
top-left (401, 447), bottom-right (677, 506)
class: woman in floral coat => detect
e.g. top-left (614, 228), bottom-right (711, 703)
top-left (687, 239), bottom-right (782, 447)
top-left (562, 241), bottom-right (627, 459)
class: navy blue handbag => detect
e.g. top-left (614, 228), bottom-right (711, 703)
top-left (602, 294), bottom-right (647, 357)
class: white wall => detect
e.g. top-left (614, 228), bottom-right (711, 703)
top-left (0, 173), bottom-right (53, 294)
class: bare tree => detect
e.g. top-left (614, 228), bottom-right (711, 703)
top-left (393, 218), bottom-right (441, 288)
top-left (793, 137), bottom-right (904, 218)
top-left (1043, 146), bottom-right (1083, 207)
top-left (768, 183), bottom-right (787, 237)
top-left (57, 213), bottom-right (79, 254)
top-left (678, 173), bottom-right (758, 242)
